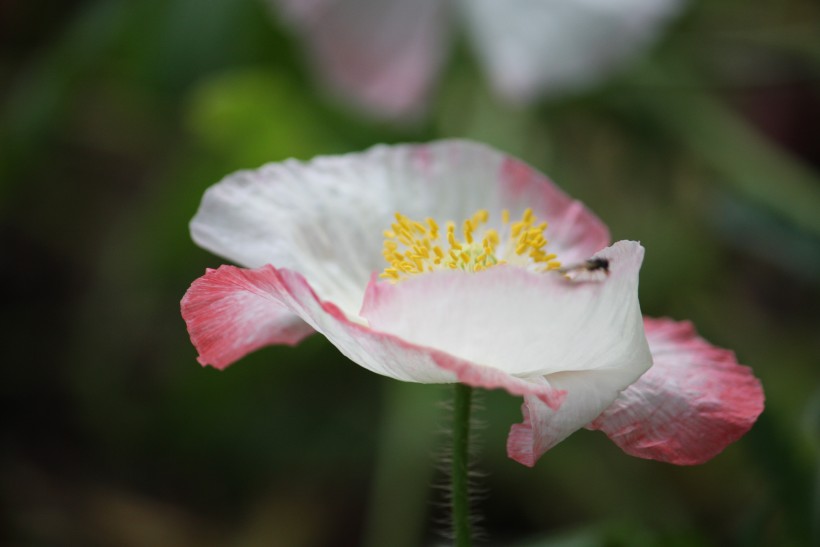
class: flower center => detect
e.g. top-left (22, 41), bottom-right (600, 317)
top-left (380, 208), bottom-right (562, 281)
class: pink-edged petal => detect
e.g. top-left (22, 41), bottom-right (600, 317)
top-left (508, 368), bottom-right (640, 466)
top-left (365, 241), bottom-right (652, 468)
top-left (181, 266), bottom-right (315, 369)
top-left (270, 0), bottom-right (450, 119)
top-left (181, 263), bottom-right (566, 408)
top-left (190, 140), bottom-right (608, 315)
top-left (459, 0), bottom-right (686, 104)
top-left (363, 241), bottom-right (648, 377)
top-left (587, 317), bottom-right (765, 465)
top-left (498, 155), bottom-right (609, 262)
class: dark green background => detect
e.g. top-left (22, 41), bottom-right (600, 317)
top-left (2, 0), bottom-right (819, 545)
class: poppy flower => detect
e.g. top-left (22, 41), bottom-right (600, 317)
top-left (181, 140), bottom-right (763, 465)
top-left (270, 0), bottom-right (686, 118)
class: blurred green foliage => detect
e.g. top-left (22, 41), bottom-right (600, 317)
top-left (187, 69), bottom-right (341, 167)
top-left (1, 0), bottom-right (819, 545)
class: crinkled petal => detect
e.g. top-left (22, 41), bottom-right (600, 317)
top-left (363, 241), bottom-right (648, 377)
top-left (181, 264), bottom-right (566, 408)
top-left (508, 368), bottom-right (645, 466)
top-left (586, 317), bottom-right (765, 465)
top-left (270, 0), bottom-right (450, 119)
top-left (190, 140), bottom-right (608, 316)
top-left (459, 0), bottom-right (685, 104)
top-left (181, 266), bottom-right (315, 369)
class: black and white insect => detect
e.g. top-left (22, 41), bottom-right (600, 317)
top-left (556, 257), bottom-right (610, 282)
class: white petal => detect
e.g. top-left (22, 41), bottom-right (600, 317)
top-left (362, 241), bottom-right (649, 378)
top-left (190, 140), bottom-right (608, 316)
top-left (459, 0), bottom-right (686, 103)
top-left (182, 263), bottom-right (566, 409)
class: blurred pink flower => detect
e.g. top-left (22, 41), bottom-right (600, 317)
top-left (181, 140), bottom-right (763, 466)
top-left (270, 0), bottom-right (686, 118)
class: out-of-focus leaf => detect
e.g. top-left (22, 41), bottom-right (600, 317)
top-left (617, 70), bottom-right (820, 238)
top-left (186, 68), bottom-right (341, 167)
top-left (803, 389), bottom-right (820, 546)
top-left (745, 410), bottom-right (815, 544)
top-left (361, 382), bottom-right (443, 547)
top-left (0, 0), bottom-right (131, 189)
top-left (710, 194), bottom-right (820, 283)
top-left (510, 520), bottom-right (704, 547)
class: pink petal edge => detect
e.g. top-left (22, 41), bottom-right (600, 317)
top-left (181, 264), bottom-right (566, 409)
top-left (499, 157), bottom-right (610, 262)
top-left (181, 266), bottom-right (315, 369)
top-left (507, 399), bottom-right (545, 467)
top-left (587, 316), bottom-right (765, 465)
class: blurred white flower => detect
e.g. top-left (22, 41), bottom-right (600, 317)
top-left (271, 0), bottom-right (685, 118)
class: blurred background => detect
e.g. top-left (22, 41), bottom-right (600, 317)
top-left (2, 0), bottom-right (819, 545)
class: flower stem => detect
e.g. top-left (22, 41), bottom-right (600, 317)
top-left (452, 383), bottom-right (473, 547)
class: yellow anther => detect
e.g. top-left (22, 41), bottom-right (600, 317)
top-left (426, 218), bottom-right (439, 239)
top-left (485, 229), bottom-right (499, 247)
top-left (398, 234), bottom-right (414, 247)
top-left (380, 208), bottom-right (558, 281)
top-left (448, 230), bottom-right (462, 250)
top-left (473, 209), bottom-right (489, 224)
top-left (463, 220), bottom-right (474, 244)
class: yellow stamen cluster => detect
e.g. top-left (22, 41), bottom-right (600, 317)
top-left (380, 208), bottom-right (562, 281)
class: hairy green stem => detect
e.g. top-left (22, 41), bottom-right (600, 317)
top-left (452, 383), bottom-right (473, 547)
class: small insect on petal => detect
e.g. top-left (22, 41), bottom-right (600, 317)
top-left (557, 257), bottom-right (610, 282)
